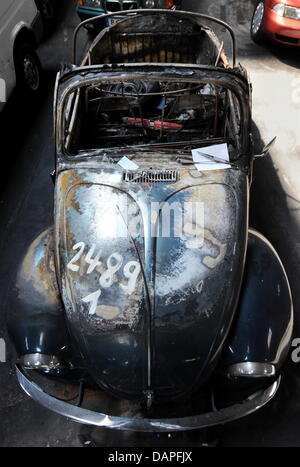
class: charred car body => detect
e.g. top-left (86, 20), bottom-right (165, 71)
top-left (9, 11), bottom-right (293, 431)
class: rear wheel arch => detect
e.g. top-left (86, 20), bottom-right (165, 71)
top-left (13, 27), bottom-right (38, 61)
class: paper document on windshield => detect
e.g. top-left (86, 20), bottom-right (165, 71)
top-left (118, 156), bottom-right (139, 170)
top-left (192, 143), bottom-right (230, 171)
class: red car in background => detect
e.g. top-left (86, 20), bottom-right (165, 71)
top-left (251, 0), bottom-right (300, 45)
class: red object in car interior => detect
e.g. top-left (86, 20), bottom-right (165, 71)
top-left (122, 117), bottom-right (183, 130)
top-left (261, 0), bottom-right (300, 45)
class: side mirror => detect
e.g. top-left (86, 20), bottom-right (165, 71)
top-left (254, 137), bottom-right (277, 159)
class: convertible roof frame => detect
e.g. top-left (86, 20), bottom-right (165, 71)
top-left (72, 9), bottom-right (237, 67)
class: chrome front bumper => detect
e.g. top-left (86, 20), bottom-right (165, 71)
top-left (16, 366), bottom-right (280, 432)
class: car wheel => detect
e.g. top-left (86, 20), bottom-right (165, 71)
top-left (37, 0), bottom-right (56, 37)
top-left (15, 43), bottom-right (42, 96)
top-left (251, 1), bottom-right (266, 45)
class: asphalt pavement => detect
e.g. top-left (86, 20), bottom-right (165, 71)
top-left (0, 0), bottom-right (300, 446)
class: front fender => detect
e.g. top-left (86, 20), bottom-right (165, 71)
top-left (223, 228), bottom-right (293, 372)
top-left (7, 228), bottom-right (71, 362)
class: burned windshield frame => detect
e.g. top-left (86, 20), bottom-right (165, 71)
top-left (56, 67), bottom-right (250, 162)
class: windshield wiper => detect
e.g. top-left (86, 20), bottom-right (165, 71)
top-left (177, 150), bottom-right (239, 170)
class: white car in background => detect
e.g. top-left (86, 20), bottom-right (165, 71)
top-left (0, 0), bottom-right (43, 111)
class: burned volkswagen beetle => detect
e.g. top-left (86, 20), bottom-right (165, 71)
top-left (8, 10), bottom-right (293, 431)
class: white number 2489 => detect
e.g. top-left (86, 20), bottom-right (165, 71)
top-left (67, 242), bottom-right (141, 296)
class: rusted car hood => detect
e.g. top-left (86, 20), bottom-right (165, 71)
top-left (55, 166), bottom-right (248, 400)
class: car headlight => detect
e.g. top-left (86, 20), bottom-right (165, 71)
top-left (143, 0), bottom-right (175, 8)
top-left (272, 3), bottom-right (300, 20)
top-left (144, 0), bottom-right (155, 6)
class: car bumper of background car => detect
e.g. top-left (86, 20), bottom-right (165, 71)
top-left (264, 9), bottom-right (300, 45)
top-left (77, 6), bottom-right (125, 27)
top-left (16, 365), bottom-right (281, 432)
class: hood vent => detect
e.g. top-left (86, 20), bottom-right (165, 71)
top-left (124, 170), bottom-right (178, 184)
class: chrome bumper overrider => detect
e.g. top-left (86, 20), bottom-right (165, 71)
top-left (16, 366), bottom-right (280, 432)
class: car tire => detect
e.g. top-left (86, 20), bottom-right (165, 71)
top-left (251, 1), bottom-right (266, 45)
top-left (15, 43), bottom-right (42, 97)
top-left (36, 0), bottom-right (56, 37)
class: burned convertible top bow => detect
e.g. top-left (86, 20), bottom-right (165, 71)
top-left (9, 9), bottom-right (293, 432)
